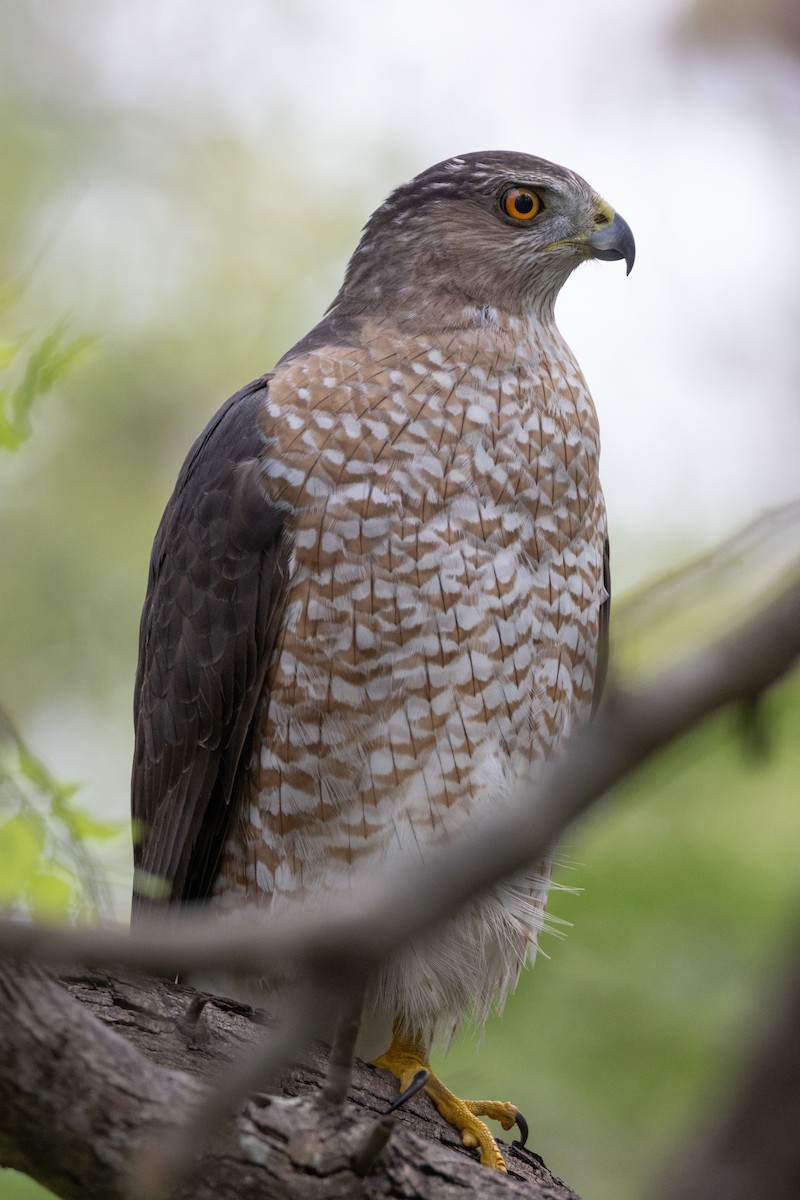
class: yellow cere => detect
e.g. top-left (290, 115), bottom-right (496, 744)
top-left (593, 196), bottom-right (615, 227)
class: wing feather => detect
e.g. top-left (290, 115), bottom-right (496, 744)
top-left (131, 375), bottom-right (290, 916)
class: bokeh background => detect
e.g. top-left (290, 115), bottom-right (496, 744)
top-left (1, 2), bottom-right (799, 1198)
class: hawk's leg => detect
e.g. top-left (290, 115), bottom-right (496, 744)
top-left (372, 1028), bottom-right (525, 1172)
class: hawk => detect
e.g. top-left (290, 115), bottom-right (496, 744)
top-left (131, 151), bottom-right (634, 1170)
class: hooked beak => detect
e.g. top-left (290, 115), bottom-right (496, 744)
top-left (586, 211), bottom-right (636, 275)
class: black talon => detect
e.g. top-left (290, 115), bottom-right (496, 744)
top-left (511, 1109), bottom-right (529, 1148)
top-left (383, 1068), bottom-right (430, 1115)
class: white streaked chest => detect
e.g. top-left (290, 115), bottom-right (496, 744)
top-left (213, 317), bottom-right (606, 907)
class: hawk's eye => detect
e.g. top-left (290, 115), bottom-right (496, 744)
top-left (502, 187), bottom-right (542, 222)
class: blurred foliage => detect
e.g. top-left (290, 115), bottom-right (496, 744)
top-left (0, 282), bottom-right (94, 451)
top-left (0, 1175), bottom-right (53, 1200)
top-left (613, 499), bottom-right (800, 681)
top-left (0, 707), bottom-right (121, 919)
top-left (0, 281), bottom-right (120, 1200)
top-left (0, 279), bottom-right (119, 926)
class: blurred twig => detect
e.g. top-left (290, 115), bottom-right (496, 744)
top-left (128, 982), bottom-right (330, 1200)
top-left (0, 571), bottom-right (798, 980)
top-left (0, 557), bottom-right (799, 1199)
top-left (615, 497), bottom-right (800, 634)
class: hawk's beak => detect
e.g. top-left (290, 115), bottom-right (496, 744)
top-left (587, 212), bottom-right (635, 275)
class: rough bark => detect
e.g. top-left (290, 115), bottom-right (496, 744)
top-left (0, 962), bottom-right (579, 1200)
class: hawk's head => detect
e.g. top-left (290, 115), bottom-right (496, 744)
top-left (338, 151), bottom-right (634, 327)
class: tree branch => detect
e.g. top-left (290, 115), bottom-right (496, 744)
top-left (0, 964), bottom-right (579, 1199)
top-left (127, 982), bottom-right (332, 1200)
top-left (1, 569), bottom-right (798, 1199)
top-left (616, 497), bottom-right (800, 630)
top-left (1, 573), bottom-right (797, 983)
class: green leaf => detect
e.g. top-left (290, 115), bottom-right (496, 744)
top-left (27, 870), bottom-right (75, 917)
top-left (16, 328), bottom-right (94, 406)
top-left (0, 400), bottom-right (22, 450)
top-left (0, 813), bottom-right (46, 904)
top-left (0, 320), bottom-right (95, 451)
top-left (0, 340), bottom-right (21, 369)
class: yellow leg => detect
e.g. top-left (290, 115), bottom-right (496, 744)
top-left (372, 1029), bottom-right (522, 1172)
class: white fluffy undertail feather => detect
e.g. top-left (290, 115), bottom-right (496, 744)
top-left (370, 857), bottom-right (559, 1050)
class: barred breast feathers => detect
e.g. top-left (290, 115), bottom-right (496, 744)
top-left (211, 311), bottom-right (606, 1038)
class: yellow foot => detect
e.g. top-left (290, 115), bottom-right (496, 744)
top-left (372, 1032), bottom-right (522, 1172)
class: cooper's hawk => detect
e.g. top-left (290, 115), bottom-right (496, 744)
top-left (131, 151), bottom-right (634, 1170)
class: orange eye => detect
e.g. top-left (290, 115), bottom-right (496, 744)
top-left (502, 187), bottom-right (542, 221)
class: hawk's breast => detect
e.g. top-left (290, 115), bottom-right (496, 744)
top-left (213, 318), bottom-right (606, 909)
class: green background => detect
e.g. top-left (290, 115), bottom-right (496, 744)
top-left (2, 2), bottom-right (799, 1197)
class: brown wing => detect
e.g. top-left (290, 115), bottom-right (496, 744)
top-left (131, 375), bottom-right (290, 917)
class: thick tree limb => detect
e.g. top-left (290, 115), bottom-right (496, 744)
top-left (0, 964), bottom-right (579, 1199)
top-left (127, 983), bottom-right (332, 1200)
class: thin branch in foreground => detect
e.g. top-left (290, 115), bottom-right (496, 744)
top-left (0, 572), bottom-right (798, 987)
top-left (128, 982), bottom-right (331, 1200)
top-left (1, 565), bottom-right (798, 1200)
top-left (323, 979), bottom-right (367, 1108)
top-left (2, 561), bottom-right (798, 1199)
top-left (615, 497), bottom-right (800, 630)
top-left (133, 966), bottom-right (373, 1200)
top-left (351, 1114), bottom-right (397, 1177)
